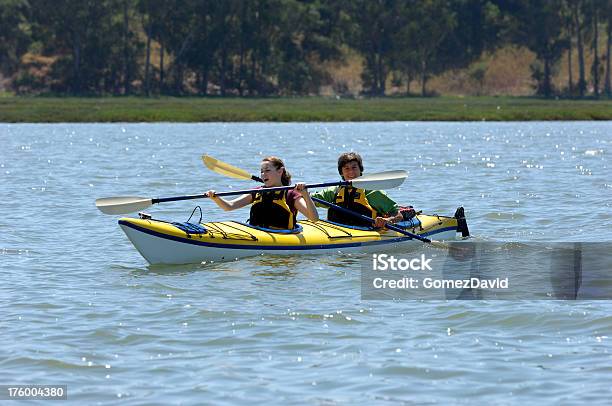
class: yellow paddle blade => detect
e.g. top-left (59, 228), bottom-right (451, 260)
top-left (202, 155), bottom-right (253, 181)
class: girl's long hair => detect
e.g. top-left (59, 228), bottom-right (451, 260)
top-left (262, 156), bottom-right (291, 186)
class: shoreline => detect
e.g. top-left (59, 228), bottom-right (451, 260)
top-left (1, 96), bottom-right (611, 122)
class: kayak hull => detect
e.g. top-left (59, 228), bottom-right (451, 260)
top-left (119, 215), bottom-right (461, 265)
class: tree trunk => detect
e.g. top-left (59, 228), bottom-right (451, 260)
top-left (378, 53), bottom-right (385, 95)
top-left (568, 42), bottom-right (573, 95)
top-left (567, 16), bottom-right (573, 95)
top-left (573, 4), bottom-right (586, 97)
top-left (144, 28), bottom-right (151, 97)
top-left (239, 46), bottom-right (245, 96)
top-left (110, 68), bottom-right (118, 94)
top-left (160, 44), bottom-right (165, 94)
top-left (369, 55), bottom-right (377, 95)
top-left (605, 14), bottom-right (611, 97)
top-left (376, 32), bottom-right (384, 95)
top-left (220, 45), bottom-right (227, 96)
top-left (421, 59), bottom-right (427, 97)
top-left (405, 71), bottom-right (412, 95)
top-left (219, 5), bottom-right (228, 97)
top-left (166, 32), bottom-right (193, 93)
top-left (123, 0), bottom-right (130, 95)
top-left (592, 5), bottom-right (599, 97)
top-left (202, 68), bottom-right (208, 96)
top-left (72, 31), bottom-right (81, 94)
top-left (238, 1), bottom-right (246, 96)
top-left (543, 57), bottom-right (551, 97)
top-left (250, 50), bottom-right (257, 95)
top-left (250, 7), bottom-right (257, 95)
top-left (369, 56), bottom-right (376, 95)
top-left (174, 65), bottom-right (183, 95)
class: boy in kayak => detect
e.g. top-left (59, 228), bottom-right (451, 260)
top-left (311, 152), bottom-right (403, 228)
top-left (205, 156), bottom-right (318, 230)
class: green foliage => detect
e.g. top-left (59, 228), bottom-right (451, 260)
top-left (27, 0), bottom-right (143, 94)
top-left (469, 62), bottom-right (488, 95)
top-left (505, 0), bottom-right (568, 96)
top-left (2, 96), bottom-right (612, 122)
top-left (346, 0), bottom-right (399, 95)
top-left (1, 0), bottom-right (610, 98)
top-left (0, 0), bottom-right (31, 76)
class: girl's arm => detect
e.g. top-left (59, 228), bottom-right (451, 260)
top-left (293, 183), bottom-right (319, 222)
top-left (205, 190), bottom-right (253, 211)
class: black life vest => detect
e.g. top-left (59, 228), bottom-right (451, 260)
top-left (327, 186), bottom-right (377, 227)
top-left (249, 189), bottom-right (296, 230)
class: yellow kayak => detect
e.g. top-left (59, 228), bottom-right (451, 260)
top-left (118, 211), bottom-right (466, 265)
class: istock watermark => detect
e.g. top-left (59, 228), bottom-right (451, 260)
top-left (365, 250), bottom-right (509, 298)
top-left (361, 242), bottom-right (612, 300)
top-left (372, 253), bottom-right (432, 271)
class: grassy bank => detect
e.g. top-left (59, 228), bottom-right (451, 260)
top-left (1, 96), bottom-right (611, 122)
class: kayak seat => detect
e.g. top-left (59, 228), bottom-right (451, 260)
top-left (396, 217), bottom-right (422, 229)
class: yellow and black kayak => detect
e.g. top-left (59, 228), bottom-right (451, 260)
top-left (119, 210), bottom-right (467, 265)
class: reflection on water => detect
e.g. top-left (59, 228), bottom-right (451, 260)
top-left (320, 254), bottom-right (364, 269)
top-left (250, 268), bottom-right (299, 279)
top-left (250, 254), bottom-right (303, 269)
top-left (250, 256), bottom-right (317, 278)
top-left (142, 263), bottom-right (209, 276)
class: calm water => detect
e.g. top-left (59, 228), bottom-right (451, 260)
top-left (1, 122), bottom-right (611, 404)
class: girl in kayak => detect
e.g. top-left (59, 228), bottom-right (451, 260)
top-left (205, 156), bottom-right (318, 230)
top-left (311, 152), bottom-right (403, 228)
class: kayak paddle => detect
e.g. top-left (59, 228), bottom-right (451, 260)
top-left (95, 170), bottom-right (407, 215)
top-left (202, 155), bottom-right (263, 183)
top-left (203, 154), bottom-right (409, 190)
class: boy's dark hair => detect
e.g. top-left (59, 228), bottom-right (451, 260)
top-left (337, 152), bottom-right (364, 177)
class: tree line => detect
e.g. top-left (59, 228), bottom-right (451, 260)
top-left (1, 0), bottom-right (611, 98)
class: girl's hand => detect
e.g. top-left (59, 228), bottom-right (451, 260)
top-left (205, 190), bottom-right (217, 199)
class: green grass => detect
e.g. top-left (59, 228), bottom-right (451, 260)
top-left (1, 96), bottom-right (611, 122)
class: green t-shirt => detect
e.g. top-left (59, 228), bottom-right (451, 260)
top-left (311, 186), bottom-right (399, 216)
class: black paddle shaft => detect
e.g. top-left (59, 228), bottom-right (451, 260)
top-left (152, 181), bottom-right (351, 204)
top-left (312, 197), bottom-right (433, 243)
